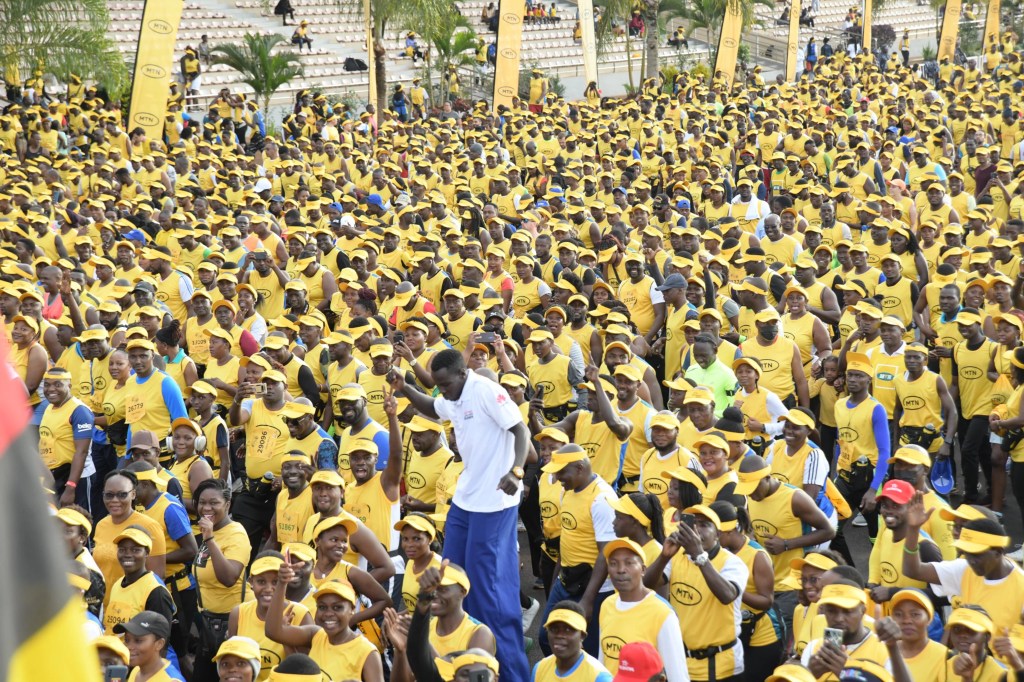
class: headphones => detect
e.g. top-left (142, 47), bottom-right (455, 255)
top-left (166, 432), bottom-right (208, 455)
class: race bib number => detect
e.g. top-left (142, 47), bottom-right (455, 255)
top-left (125, 394), bottom-right (146, 424)
top-left (39, 436), bottom-right (56, 469)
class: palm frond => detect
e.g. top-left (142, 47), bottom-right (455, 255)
top-left (211, 33), bottom-right (304, 113)
top-left (0, 0), bottom-right (127, 97)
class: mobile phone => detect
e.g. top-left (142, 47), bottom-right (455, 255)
top-left (393, 331), bottom-right (405, 344)
top-left (105, 665), bottom-right (129, 682)
top-left (251, 382), bottom-right (268, 396)
top-left (679, 513), bottom-right (695, 529)
top-left (477, 331), bottom-right (497, 344)
top-left (823, 627), bottom-right (844, 649)
top-left (535, 384), bottom-right (545, 398)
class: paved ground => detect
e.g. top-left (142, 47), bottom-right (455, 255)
top-left (515, 470), bottom-right (1024, 667)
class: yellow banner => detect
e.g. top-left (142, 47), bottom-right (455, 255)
top-left (937, 0), bottom-right (962, 61)
top-left (714, 0), bottom-right (743, 90)
top-left (786, 0), bottom-right (802, 80)
top-left (983, 0), bottom-right (1000, 55)
top-left (493, 0), bottom-right (526, 110)
top-left (365, 0), bottom-right (375, 120)
top-left (862, 0), bottom-right (872, 57)
top-left (578, 0), bottom-right (598, 87)
top-left (127, 0), bottom-right (184, 142)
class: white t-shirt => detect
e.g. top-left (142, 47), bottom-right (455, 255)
top-left (930, 557), bottom-right (1024, 598)
top-left (434, 370), bottom-right (523, 512)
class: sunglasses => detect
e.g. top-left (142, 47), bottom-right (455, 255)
top-left (103, 491), bottom-right (132, 501)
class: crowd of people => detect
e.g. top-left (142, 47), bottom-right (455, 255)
top-left (8, 23), bottom-right (1024, 682)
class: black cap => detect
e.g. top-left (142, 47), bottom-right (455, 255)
top-left (132, 282), bottom-right (156, 293)
top-left (113, 611), bottom-right (171, 640)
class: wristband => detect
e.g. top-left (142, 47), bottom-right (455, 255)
top-left (65, 481), bottom-right (78, 489)
top-left (783, 539), bottom-right (789, 551)
top-left (903, 545), bottom-right (918, 554)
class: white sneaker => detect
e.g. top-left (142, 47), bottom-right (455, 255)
top-left (1008, 546), bottom-right (1023, 563)
top-left (522, 597), bottom-right (540, 631)
top-left (851, 512), bottom-right (867, 527)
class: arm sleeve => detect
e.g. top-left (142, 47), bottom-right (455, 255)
top-left (803, 446), bottom-right (830, 488)
top-left (70, 404), bottom-right (95, 440)
top-left (658, 614), bottom-right (692, 682)
top-left (163, 499), bottom-right (193, 541)
top-left (477, 379), bottom-right (525, 432)
top-left (762, 391), bottom-right (790, 437)
top-left (567, 344), bottom-right (586, 385)
top-left (216, 422), bottom-right (229, 449)
top-left (248, 318), bottom-right (268, 345)
top-left (649, 280), bottom-right (665, 305)
top-left (373, 430), bottom-right (391, 470)
top-left (870, 402), bottom-right (892, 489)
top-left (591, 495), bottom-right (617, 542)
top-left (145, 587), bottom-right (177, 626)
top-left (178, 275), bottom-right (195, 302)
top-left (161, 376), bottom-right (189, 422)
top-left (930, 558), bottom-right (969, 598)
top-left (296, 365), bottom-right (321, 404)
top-left (407, 606), bottom-right (445, 682)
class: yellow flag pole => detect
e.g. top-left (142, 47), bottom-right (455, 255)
top-left (493, 0), bottom-right (526, 110)
top-left (937, 0), bottom-right (963, 61)
top-left (128, 0), bottom-right (184, 141)
top-left (714, 0), bottom-right (743, 90)
top-left (578, 0), bottom-right (598, 86)
top-left (786, 0), bottom-right (802, 81)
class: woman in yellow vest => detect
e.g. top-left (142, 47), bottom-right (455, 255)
top-left (155, 321), bottom-right (198, 396)
top-left (944, 607), bottom-right (1022, 682)
top-left (238, 285), bottom-right (268, 347)
top-left (888, 589), bottom-right (948, 681)
top-left (10, 314), bottom-right (47, 417)
top-left (228, 554), bottom-right (313, 681)
top-left (103, 527), bottom-right (175, 634)
top-left (608, 492), bottom-right (665, 567)
top-left (733, 357), bottom-right (787, 453)
top-left (781, 286), bottom-right (832, 377)
top-left (714, 500), bottom-right (784, 680)
top-left (512, 255), bottom-right (551, 317)
top-left (395, 514), bottom-right (441, 611)
top-left (265, 565), bottom-right (384, 682)
top-left (203, 329), bottom-right (243, 412)
top-left (661, 466), bottom-right (708, 529)
top-left (598, 538), bottom-right (687, 678)
top-left (169, 417), bottom-right (214, 525)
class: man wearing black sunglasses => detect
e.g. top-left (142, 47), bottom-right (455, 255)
top-left (283, 397), bottom-right (337, 470)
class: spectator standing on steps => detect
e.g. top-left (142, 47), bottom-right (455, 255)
top-left (275, 0), bottom-right (296, 25)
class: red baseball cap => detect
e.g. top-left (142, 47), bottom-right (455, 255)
top-left (613, 642), bottom-right (664, 681)
top-left (876, 479), bottom-right (915, 505)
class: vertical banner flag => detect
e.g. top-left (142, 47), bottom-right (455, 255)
top-left (128, 0), bottom-right (184, 142)
top-left (714, 0), bottom-right (743, 90)
top-left (862, 0), bottom-right (872, 57)
top-left (0, 322), bottom-right (101, 682)
top-left (365, 0), bottom-right (376, 121)
top-left (578, 0), bottom-right (598, 86)
top-left (786, 0), bottom-right (802, 80)
top-left (493, 0), bottom-right (526, 110)
top-left (577, 0), bottom-right (598, 84)
top-left (983, 0), bottom-right (1000, 56)
top-left (937, 0), bottom-right (963, 61)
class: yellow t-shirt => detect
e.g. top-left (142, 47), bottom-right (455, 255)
top-left (194, 521), bottom-right (251, 614)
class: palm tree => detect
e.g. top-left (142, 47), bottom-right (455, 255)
top-left (0, 0), bottom-right (127, 97)
top-left (419, 13), bottom-right (479, 103)
top-left (342, 0), bottom-right (462, 113)
top-left (211, 33), bottom-right (303, 118)
top-left (660, 0), bottom-right (769, 64)
top-left (594, 0), bottom-right (640, 90)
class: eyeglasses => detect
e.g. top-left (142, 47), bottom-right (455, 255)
top-left (284, 418), bottom-right (306, 426)
top-left (103, 491), bottom-right (132, 501)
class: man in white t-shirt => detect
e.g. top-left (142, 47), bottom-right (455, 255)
top-left (391, 348), bottom-right (531, 681)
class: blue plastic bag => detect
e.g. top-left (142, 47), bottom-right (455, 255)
top-left (931, 456), bottom-right (953, 495)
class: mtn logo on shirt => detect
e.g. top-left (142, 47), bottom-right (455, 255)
top-left (670, 580), bottom-right (702, 606)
